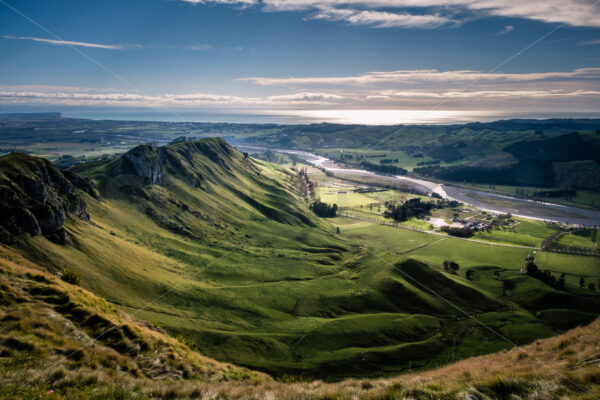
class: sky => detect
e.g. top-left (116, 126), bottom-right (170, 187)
top-left (0, 0), bottom-right (600, 124)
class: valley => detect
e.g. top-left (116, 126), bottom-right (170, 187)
top-left (0, 115), bottom-right (599, 399)
top-left (1, 133), bottom-right (599, 384)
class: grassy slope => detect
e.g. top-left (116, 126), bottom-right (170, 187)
top-left (2, 241), bottom-right (599, 399)
top-left (2, 138), bottom-right (599, 382)
top-left (0, 244), bottom-right (266, 400)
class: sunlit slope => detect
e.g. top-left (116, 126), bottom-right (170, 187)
top-left (0, 244), bottom-right (266, 400)
top-left (2, 242), bottom-right (599, 399)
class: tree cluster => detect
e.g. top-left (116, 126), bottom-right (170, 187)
top-left (442, 260), bottom-right (459, 274)
top-left (502, 279), bottom-right (517, 296)
top-left (526, 261), bottom-right (566, 290)
top-left (441, 226), bottom-right (474, 238)
top-left (360, 161), bottom-right (408, 176)
top-left (310, 201), bottom-right (337, 218)
top-left (384, 198), bottom-right (434, 222)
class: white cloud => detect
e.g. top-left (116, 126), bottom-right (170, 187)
top-left (495, 24), bottom-right (514, 34)
top-left (1, 83), bottom-right (598, 115)
top-left (0, 89), bottom-right (344, 108)
top-left (309, 7), bottom-right (455, 28)
top-left (181, 0), bottom-right (257, 4)
top-left (580, 38), bottom-right (600, 44)
top-left (185, 43), bottom-right (215, 51)
top-left (181, 0), bottom-right (600, 28)
top-left (378, 89), bottom-right (600, 98)
top-left (2, 35), bottom-right (129, 50)
top-left (240, 68), bottom-right (600, 86)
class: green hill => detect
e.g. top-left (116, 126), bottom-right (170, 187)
top-left (1, 137), bottom-right (599, 383)
top-left (2, 244), bottom-right (599, 399)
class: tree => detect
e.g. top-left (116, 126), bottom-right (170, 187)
top-left (526, 261), bottom-right (539, 277)
top-left (580, 277), bottom-right (585, 288)
top-left (502, 279), bottom-right (517, 296)
top-left (310, 201), bottom-right (338, 218)
top-left (466, 269), bottom-right (474, 280)
top-left (443, 261), bottom-right (459, 274)
top-left (555, 273), bottom-right (566, 291)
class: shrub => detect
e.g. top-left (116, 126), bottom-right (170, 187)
top-left (176, 335), bottom-right (198, 351)
top-left (61, 269), bottom-right (81, 285)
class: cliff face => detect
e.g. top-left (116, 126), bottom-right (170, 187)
top-left (113, 138), bottom-right (240, 188)
top-left (118, 144), bottom-right (166, 185)
top-left (0, 152), bottom-right (96, 244)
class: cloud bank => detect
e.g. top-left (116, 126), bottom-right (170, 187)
top-left (181, 0), bottom-right (600, 28)
top-left (1, 68), bottom-right (598, 113)
top-left (240, 68), bottom-right (600, 86)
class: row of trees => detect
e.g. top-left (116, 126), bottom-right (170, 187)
top-left (359, 161), bottom-right (408, 176)
top-left (310, 201), bottom-right (338, 218)
top-left (295, 167), bottom-right (314, 199)
top-left (441, 226), bottom-right (474, 238)
top-left (526, 261), bottom-right (566, 291)
top-left (416, 160), bottom-right (440, 167)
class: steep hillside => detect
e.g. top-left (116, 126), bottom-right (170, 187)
top-left (2, 246), bottom-right (598, 399)
top-left (0, 152), bottom-right (99, 244)
top-left (1, 138), bottom-right (598, 381)
top-left (0, 244), bottom-right (266, 399)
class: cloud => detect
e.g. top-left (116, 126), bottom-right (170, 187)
top-left (185, 43), bottom-right (215, 51)
top-left (378, 89), bottom-right (600, 98)
top-left (180, 0), bottom-right (600, 28)
top-left (1, 35), bottom-right (130, 50)
top-left (495, 25), bottom-right (514, 34)
top-left (240, 67), bottom-right (600, 86)
top-left (1, 82), bottom-right (598, 115)
top-left (181, 0), bottom-right (257, 4)
top-left (308, 7), bottom-right (455, 28)
top-left (580, 38), bottom-right (600, 45)
top-left (0, 88), bottom-right (345, 108)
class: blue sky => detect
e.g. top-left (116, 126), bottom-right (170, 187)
top-left (1, 0), bottom-right (599, 123)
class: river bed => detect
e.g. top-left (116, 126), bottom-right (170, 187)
top-left (238, 146), bottom-right (600, 226)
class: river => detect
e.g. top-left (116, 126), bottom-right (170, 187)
top-left (239, 146), bottom-right (600, 227)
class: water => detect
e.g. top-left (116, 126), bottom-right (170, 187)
top-left (245, 146), bottom-right (600, 226)
top-left (59, 109), bottom-right (600, 126)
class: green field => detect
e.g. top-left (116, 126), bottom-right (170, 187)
top-left (316, 148), bottom-right (462, 171)
top-left (557, 229), bottom-right (599, 249)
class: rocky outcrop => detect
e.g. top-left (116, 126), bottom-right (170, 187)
top-left (0, 152), bottom-right (94, 244)
top-left (61, 169), bottom-right (102, 200)
top-left (113, 138), bottom-right (242, 188)
top-left (117, 145), bottom-right (165, 185)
